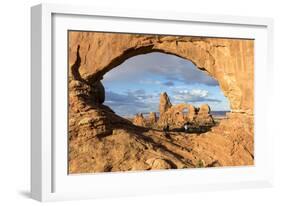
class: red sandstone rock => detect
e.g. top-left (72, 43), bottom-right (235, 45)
top-left (159, 92), bottom-right (172, 116)
top-left (69, 32), bottom-right (254, 114)
top-left (148, 112), bottom-right (157, 126)
top-left (68, 32), bottom-right (254, 174)
top-left (133, 113), bottom-right (146, 127)
top-left (196, 104), bottom-right (215, 126)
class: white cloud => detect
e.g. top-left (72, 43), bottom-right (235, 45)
top-left (174, 89), bottom-right (208, 97)
top-left (172, 89), bottom-right (220, 103)
top-left (190, 89), bottom-right (208, 97)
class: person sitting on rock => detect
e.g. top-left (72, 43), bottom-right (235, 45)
top-left (165, 124), bottom-right (171, 139)
top-left (184, 122), bottom-right (190, 133)
top-left (166, 124), bottom-right (170, 132)
top-left (163, 123), bottom-right (169, 132)
top-left (163, 124), bottom-right (171, 139)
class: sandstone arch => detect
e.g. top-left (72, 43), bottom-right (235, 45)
top-left (68, 32), bottom-right (255, 173)
top-left (69, 32), bottom-right (254, 114)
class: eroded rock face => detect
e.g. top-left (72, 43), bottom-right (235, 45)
top-left (69, 32), bottom-right (254, 114)
top-left (157, 93), bottom-right (215, 128)
top-left (196, 104), bottom-right (215, 126)
top-left (69, 110), bottom-right (254, 173)
top-left (148, 112), bottom-right (157, 126)
top-left (187, 104), bottom-right (197, 122)
top-left (69, 78), bottom-right (105, 108)
top-left (133, 113), bottom-right (146, 127)
top-left (146, 158), bottom-right (174, 170)
top-left (159, 92), bottom-right (172, 116)
top-left (158, 103), bottom-right (189, 128)
top-left (199, 104), bottom-right (211, 114)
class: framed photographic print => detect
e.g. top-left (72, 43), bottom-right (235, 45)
top-left (31, 3), bottom-right (274, 201)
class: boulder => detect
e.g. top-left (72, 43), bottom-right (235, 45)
top-left (146, 158), bottom-right (173, 170)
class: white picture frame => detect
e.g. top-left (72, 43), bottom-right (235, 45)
top-left (31, 3), bottom-right (274, 202)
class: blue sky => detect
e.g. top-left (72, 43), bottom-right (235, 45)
top-left (102, 52), bottom-right (230, 117)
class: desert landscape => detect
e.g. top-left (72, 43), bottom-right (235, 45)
top-left (68, 31), bottom-right (254, 174)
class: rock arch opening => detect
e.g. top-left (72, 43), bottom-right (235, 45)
top-left (101, 52), bottom-right (230, 130)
